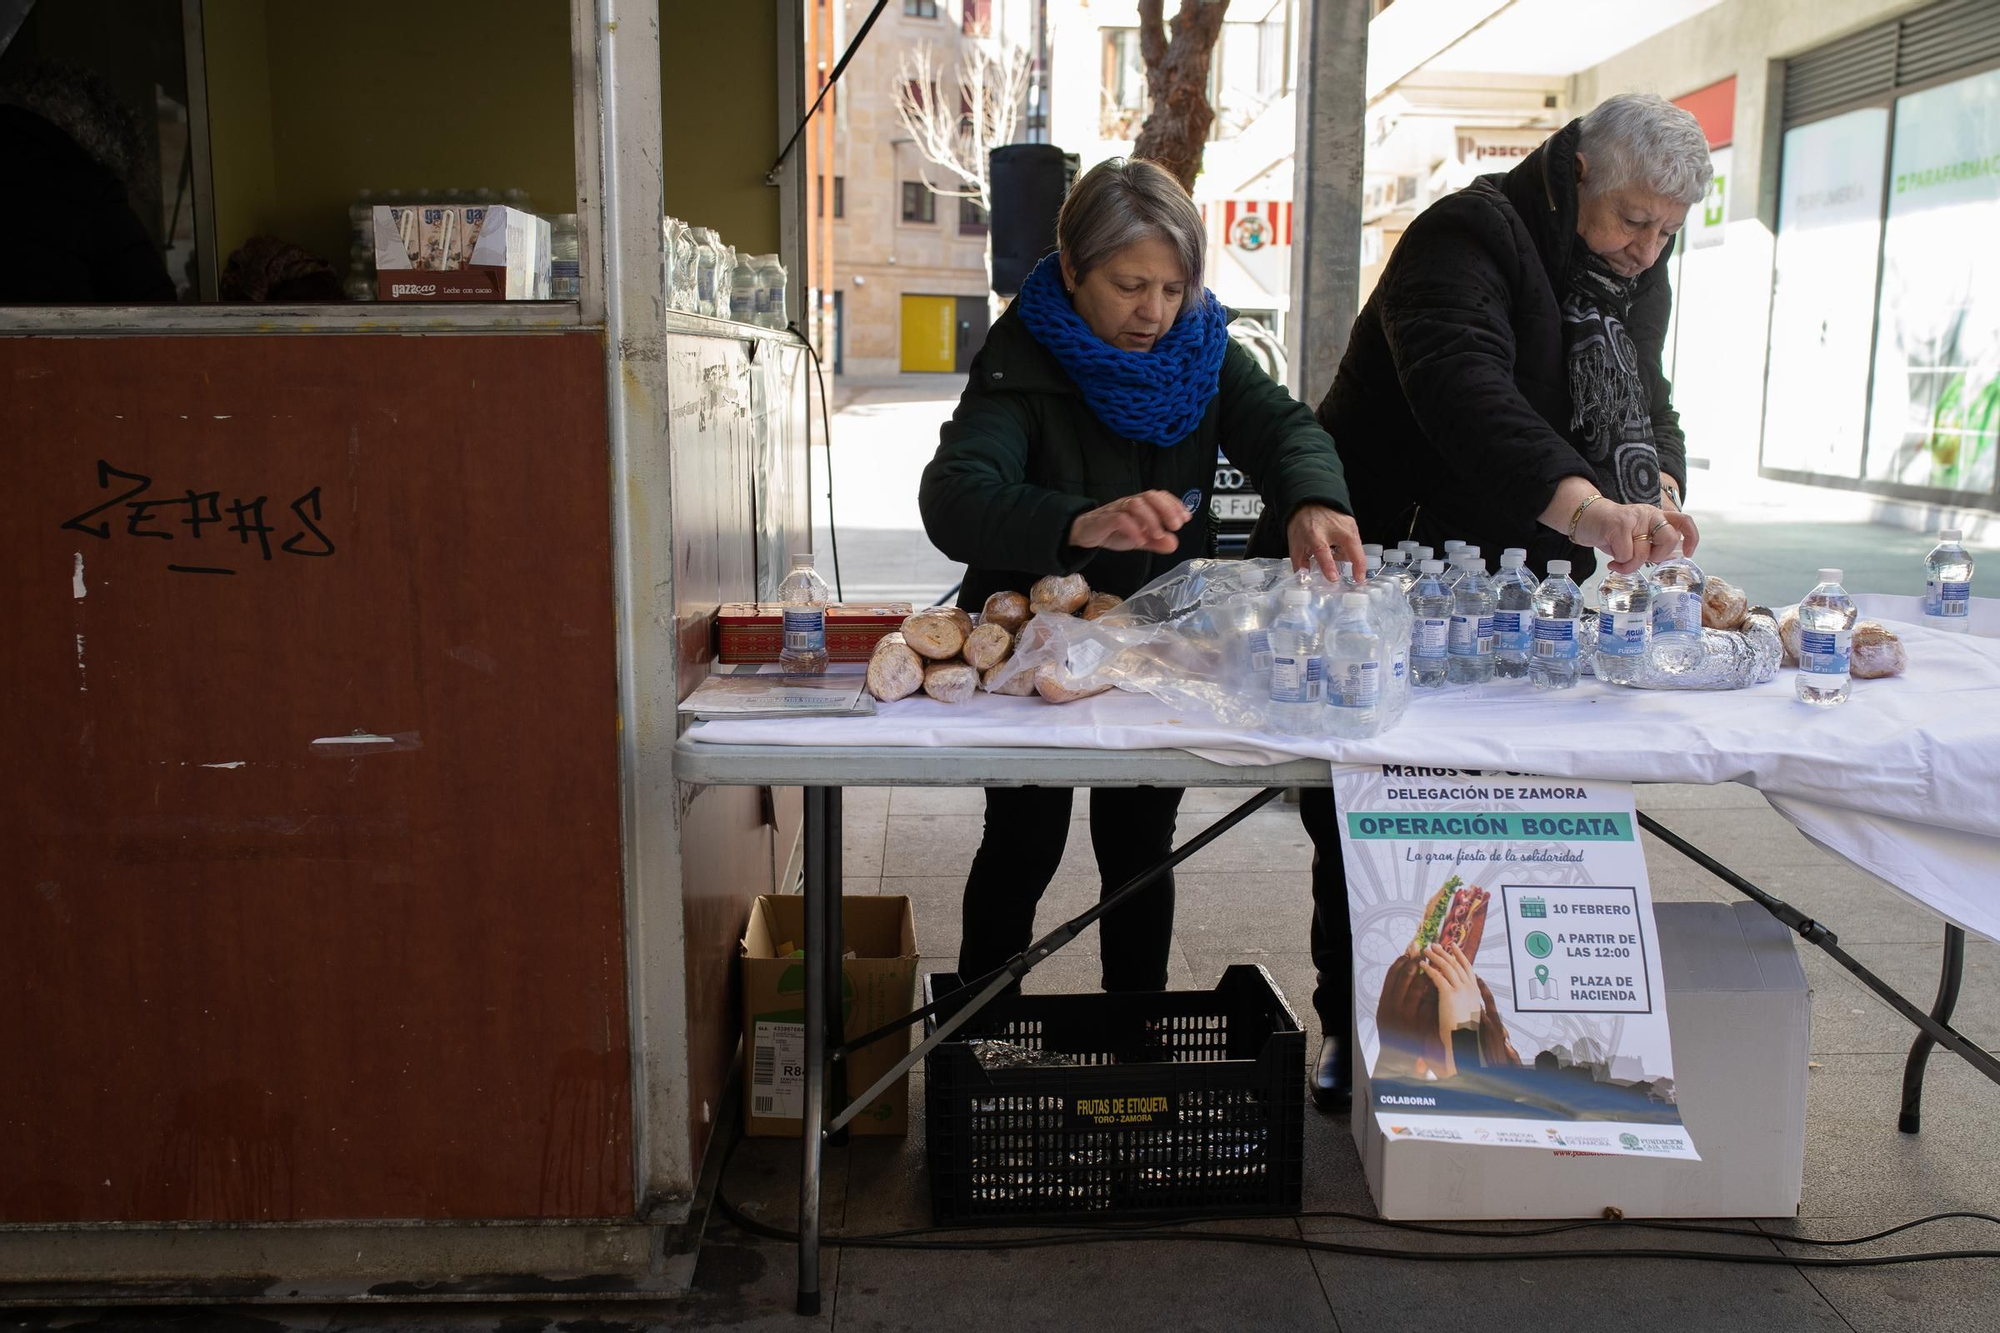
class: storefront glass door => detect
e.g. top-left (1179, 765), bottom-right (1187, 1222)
top-left (1863, 67), bottom-right (2000, 499)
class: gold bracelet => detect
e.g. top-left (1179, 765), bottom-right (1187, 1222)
top-left (1567, 493), bottom-right (1603, 543)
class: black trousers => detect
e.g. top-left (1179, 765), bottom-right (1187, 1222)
top-left (1300, 787), bottom-right (1354, 1042)
top-left (958, 785), bottom-right (1186, 992)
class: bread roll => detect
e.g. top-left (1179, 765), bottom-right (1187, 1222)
top-left (962, 622), bottom-right (1014, 672)
top-left (922, 659), bottom-right (978, 704)
top-left (983, 662), bottom-right (1037, 695)
top-left (938, 605), bottom-right (975, 638)
top-left (1851, 622), bottom-right (1906, 679)
top-left (1029, 573), bottom-right (1091, 616)
top-left (980, 590), bottom-right (1031, 634)
top-left (864, 632), bottom-right (924, 702)
top-left (1080, 592), bottom-right (1123, 621)
top-left (1701, 576), bottom-right (1749, 630)
top-left (900, 610), bottom-right (967, 660)
top-left (1033, 661), bottom-right (1108, 703)
top-left (1778, 608), bottom-right (1802, 667)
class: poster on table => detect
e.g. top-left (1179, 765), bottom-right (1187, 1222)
top-left (1333, 764), bottom-right (1698, 1161)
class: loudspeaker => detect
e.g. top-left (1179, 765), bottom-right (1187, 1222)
top-left (988, 145), bottom-right (1076, 296)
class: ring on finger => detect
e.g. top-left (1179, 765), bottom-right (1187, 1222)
top-left (1648, 519), bottom-right (1672, 535)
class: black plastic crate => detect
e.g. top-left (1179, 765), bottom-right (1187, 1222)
top-left (922, 964), bottom-right (1305, 1226)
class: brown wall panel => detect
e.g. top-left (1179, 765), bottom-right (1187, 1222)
top-left (0, 333), bottom-right (631, 1223)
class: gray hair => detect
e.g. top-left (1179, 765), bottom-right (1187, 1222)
top-left (1056, 157), bottom-right (1206, 295)
top-left (1576, 93), bottom-right (1713, 206)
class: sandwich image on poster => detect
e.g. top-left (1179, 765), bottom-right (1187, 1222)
top-left (1333, 764), bottom-right (1698, 1160)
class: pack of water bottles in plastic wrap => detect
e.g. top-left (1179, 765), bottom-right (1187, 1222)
top-left (991, 540), bottom-right (1811, 740)
top-left (985, 556), bottom-right (1414, 739)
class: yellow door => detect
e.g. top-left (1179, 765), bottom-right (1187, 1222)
top-left (900, 294), bottom-right (957, 373)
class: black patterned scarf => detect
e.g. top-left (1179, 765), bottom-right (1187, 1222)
top-left (1560, 249), bottom-right (1662, 506)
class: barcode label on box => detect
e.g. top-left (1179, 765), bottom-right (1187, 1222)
top-left (751, 1020), bottom-right (806, 1119)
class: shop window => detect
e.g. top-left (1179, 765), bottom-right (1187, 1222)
top-left (1863, 67), bottom-right (2000, 496)
top-left (902, 182), bottom-right (937, 224)
top-left (0, 0), bottom-right (202, 302)
top-left (0, 0), bottom-right (579, 311)
top-left (1100, 28), bottom-right (1147, 139)
top-left (959, 198), bottom-right (989, 234)
top-left (904, 0), bottom-right (938, 19)
top-left (1760, 107), bottom-right (1890, 481)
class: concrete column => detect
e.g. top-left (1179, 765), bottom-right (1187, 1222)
top-left (1286, 0), bottom-right (1371, 406)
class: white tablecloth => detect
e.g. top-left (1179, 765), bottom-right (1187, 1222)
top-left (691, 610), bottom-right (2000, 942)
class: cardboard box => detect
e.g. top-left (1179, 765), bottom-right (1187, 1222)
top-left (373, 204), bottom-right (550, 300)
top-left (741, 894), bottom-right (918, 1137)
top-left (717, 602), bottom-right (914, 664)
top-left (1353, 901), bottom-right (1810, 1218)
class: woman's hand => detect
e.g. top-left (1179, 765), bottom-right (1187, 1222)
top-left (1068, 490), bottom-right (1190, 555)
top-left (1543, 476), bottom-right (1699, 574)
top-left (1572, 497), bottom-right (1688, 574)
top-left (1659, 489), bottom-right (1700, 559)
top-left (1287, 503), bottom-right (1368, 582)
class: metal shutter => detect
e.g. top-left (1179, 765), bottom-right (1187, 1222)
top-left (1896, 0), bottom-right (2000, 89)
top-left (1782, 22), bottom-right (1896, 124)
top-left (1785, 0), bottom-right (2000, 127)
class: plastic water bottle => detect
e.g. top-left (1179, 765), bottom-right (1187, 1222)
top-left (1367, 562), bottom-right (1413, 723)
top-left (1444, 545), bottom-right (1480, 593)
top-left (1323, 594), bottom-right (1382, 738)
top-left (1796, 569), bottom-right (1857, 708)
top-left (1362, 543), bottom-right (1383, 570)
top-left (1396, 540), bottom-right (1421, 561)
top-left (1649, 555), bottom-right (1707, 672)
top-left (1267, 588), bottom-right (1324, 734)
top-left (1381, 549), bottom-right (1415, 593)
top-left (1924, 528), bottom-right (1974, 633)
top-left (777, 552), bottom-right (833, 673)
top-left (1595, 567), bottom-right (1654, 685)
top-left (1414, 546), bottom-right (1435, 567)
top-left (1408, 560), bottom-right (1451, 690)
top-left (1531, 559), bottom-right (1583, 691)
top-left (1448, 556), bottom-right (1497, 684)
top-left (1491, 549), bottom-right (1538, 680)
top-left (1228, 590), bottom-right (1275, 694)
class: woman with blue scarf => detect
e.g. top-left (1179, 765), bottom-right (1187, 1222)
top-left (919, 158), bottom-right (1360, 998)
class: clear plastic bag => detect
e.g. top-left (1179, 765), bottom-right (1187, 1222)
top-left (988, 558), bottom-right (1409, 732)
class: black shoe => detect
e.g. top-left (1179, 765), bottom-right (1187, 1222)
top-left (1310, 1034), bottom-right (1352, 1113)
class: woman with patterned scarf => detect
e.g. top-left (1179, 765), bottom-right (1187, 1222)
top-left (919, 157), bottom-right (1360, 997)
top-left (1253, 93), bottom-right (1713, 1116)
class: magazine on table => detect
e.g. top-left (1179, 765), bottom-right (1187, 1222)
top-left (679, 664), bottom-right (874, 720)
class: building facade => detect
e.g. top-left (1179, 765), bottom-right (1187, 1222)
top-left (1046, 0), bottom-right (1304, 339)
top-left (826, 0), bottom-right (1043, 378)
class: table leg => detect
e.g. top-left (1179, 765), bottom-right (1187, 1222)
top-left (1898, 924), bottom-right (1968, 1135)
top-left (796, 784), bottom-right (830, 1316)
top-left (825, 786), bottom-right (849, 1149)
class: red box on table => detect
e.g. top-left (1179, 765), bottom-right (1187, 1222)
top-left (716, 602), bottom-right (914, 664)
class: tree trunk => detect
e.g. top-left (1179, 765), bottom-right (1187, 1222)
top-left (1132, 0), bottom-right (1232, 193)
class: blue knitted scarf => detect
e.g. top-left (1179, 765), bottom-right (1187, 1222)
top-left (1013, 252), bottom-right (1229, 447)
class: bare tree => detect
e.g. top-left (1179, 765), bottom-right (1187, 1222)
top-left (1133, 0), bottom-right (1233, 192)
top-left (892, 40), bottom-right (1034, 213)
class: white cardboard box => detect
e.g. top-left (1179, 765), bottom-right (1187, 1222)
top-left (1353, 900), bottom-right (1810, 1219)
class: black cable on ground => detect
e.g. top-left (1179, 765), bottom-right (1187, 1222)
top-left (711, 1133), bottom-right (2000, 1270)
top-left (791, 322), bottom-right (843, 601)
